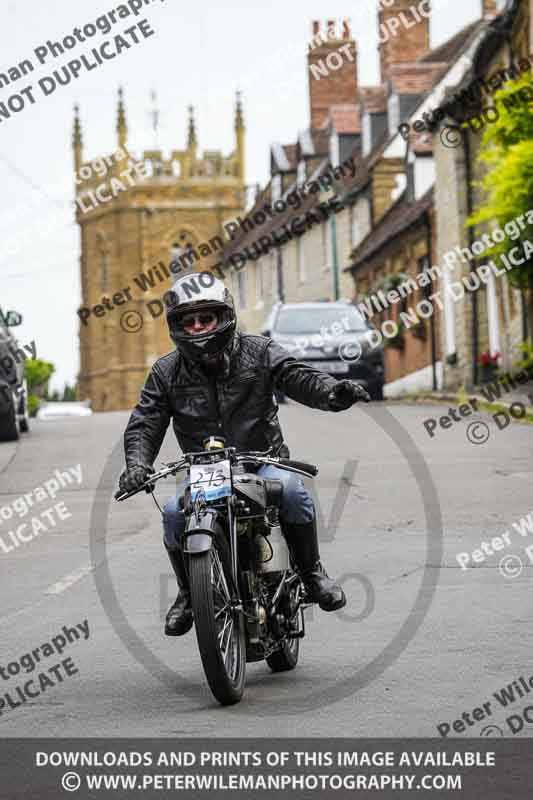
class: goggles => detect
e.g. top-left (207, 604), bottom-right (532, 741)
top-left (177, 310), bottom-right (219, 329)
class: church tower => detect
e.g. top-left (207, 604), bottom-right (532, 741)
top-left (75, 91), bottom-right (246, 411)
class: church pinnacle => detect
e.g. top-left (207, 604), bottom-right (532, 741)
top-left (117, 87), bottom-right (128, 148)
top-left (72, 104), bottom-right (83, 173)
top-left (187, 104), bottom-right (197, 152)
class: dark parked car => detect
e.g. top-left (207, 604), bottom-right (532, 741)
top-left (0, 308), bottom-right (30, 441)
top-left (261, 301), bottom-right (384, 401)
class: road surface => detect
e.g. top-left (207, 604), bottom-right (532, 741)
top-left (0, 400), bottom-right (531, 738)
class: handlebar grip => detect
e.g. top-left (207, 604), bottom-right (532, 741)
top-left (278, 458), bottom-right (318, 477)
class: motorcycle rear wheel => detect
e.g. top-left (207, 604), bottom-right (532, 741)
top-left (266, 635), bottom-right (300, 672)
top-left (189, 540), bottom-right (246, 706)
top-left (266, 603), bottom-right (303, 672)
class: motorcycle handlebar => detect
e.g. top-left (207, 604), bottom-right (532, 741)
top-left (115, 452), bottom-right (319, 502)
top-left (115, 461), bottom-right (186, 502)
top-left (278, 458), bottom-right (318, 477)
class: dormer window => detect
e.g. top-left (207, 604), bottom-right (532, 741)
top-left (329, 133), bottom-right (340, 168)
top-left (272, 173), bottom-right (282, 202)
top-left (387, 93), bottom-right (400, 133)
top-left (409, 151), bottom-right (435, 201)
top-left (362, 112), bottom-right (372, 157)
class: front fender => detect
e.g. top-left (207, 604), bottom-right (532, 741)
top-left (184, 532), bottom-right (213, 554)
top-left (183, 508), bottom-right (220, 554)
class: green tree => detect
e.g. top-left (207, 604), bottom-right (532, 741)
top-left (24, 358), bottom-right (55, 415)
top-left (467, 73), bottom-right (533, 299)
top-left (25, 359), bottom-right (55, 396)
top-left (62, 383), bottom-right (77, 401)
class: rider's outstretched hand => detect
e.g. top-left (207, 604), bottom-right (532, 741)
top-left (115, 463), bottom-right (154, 498)
top-left (328, 380), bottom-right (371, 411)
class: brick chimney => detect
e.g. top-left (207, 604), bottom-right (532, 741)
top-left (482, 0), bottom-right (499, 19)
top-left (308, 20), bottom-right (358, 130)
top-left (378, 0), bottom-right (431, 84)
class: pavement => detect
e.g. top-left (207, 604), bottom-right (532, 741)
top-left (403, 374), bottom-right (533, 415)
top-left (0, 401), bottom-right (532, 738)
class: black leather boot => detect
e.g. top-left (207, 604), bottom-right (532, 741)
top-left (165, 545), bottom-right (193, 636)
top-left (283, 518), bottom-right (346, 612)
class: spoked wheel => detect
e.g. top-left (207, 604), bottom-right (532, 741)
top-left (189, 539), bottom-right (246, 705)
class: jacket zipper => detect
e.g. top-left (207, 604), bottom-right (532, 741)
top-left (211, 374), bottom-right (223, 431)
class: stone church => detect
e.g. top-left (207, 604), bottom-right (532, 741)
top-left (75, 89), bottom-right (246, 411)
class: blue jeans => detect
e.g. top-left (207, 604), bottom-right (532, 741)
top-left (163, 464), bottom-right (315, 548)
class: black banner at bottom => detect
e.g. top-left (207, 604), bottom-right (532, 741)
top-left (0, 738), bottom-right (531, 799)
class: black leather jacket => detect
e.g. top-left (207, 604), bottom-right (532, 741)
top-left (124, 331), bottom-right (338, 468)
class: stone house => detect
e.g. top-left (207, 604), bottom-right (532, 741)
top-left (431, 0), bottom-right (532, 389)
top-left (225, 0), bottom-right (492, 399)
top-left (223, 4), bottom-right (443, 336)
top-left (344, 6), bottom-right (495, 395)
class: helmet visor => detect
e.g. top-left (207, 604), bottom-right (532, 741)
top-left (177, 309), bottom-right (220, 335)
top-left (168, 302), bottom-right (232, 339)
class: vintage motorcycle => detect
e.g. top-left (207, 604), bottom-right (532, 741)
top-left (116, 436), bottom-right (318, 706)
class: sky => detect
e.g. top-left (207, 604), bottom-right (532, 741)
top-left (0, 0), bottom-right (485, 391)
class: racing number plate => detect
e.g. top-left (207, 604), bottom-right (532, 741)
top-left (189, 459), bottom-right (232, 502)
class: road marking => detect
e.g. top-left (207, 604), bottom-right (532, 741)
top-left (0, 597), bottom-right (49, 626)
top-left (0, 532), bottom-right (151, 626)
top-left (0, 562), bottom-right (96, 626)
top-left (45, 563), bottom-right (94, 595)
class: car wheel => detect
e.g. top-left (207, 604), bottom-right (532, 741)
top-left (370, 384), bottom-right (384, 402)
top-left (19, 390), bottom-right (30, 433)
top-left (0, 390), bottom-right (20, 441)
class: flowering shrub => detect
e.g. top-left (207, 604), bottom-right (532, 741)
top-left (478, 351), bottom-right (500, 367)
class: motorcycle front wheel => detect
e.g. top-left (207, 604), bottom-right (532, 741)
top-left (189, 539), bottom-right (246, 706)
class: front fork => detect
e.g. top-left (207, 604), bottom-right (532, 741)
top-left (183, 507), bottom-right (243, 633)
top-left (226, 495), bottom-right (239, 599)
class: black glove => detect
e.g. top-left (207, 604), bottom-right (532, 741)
top-left (328, 380), bottom-right (371, 411)
top-left (115, 463), bottom-right (154, 498)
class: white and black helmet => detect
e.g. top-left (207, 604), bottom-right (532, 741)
top-left (163, 271), bottom-right (236, 362)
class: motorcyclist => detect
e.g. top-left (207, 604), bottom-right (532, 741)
top-left (118, 270), bottom-right (370, 636)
